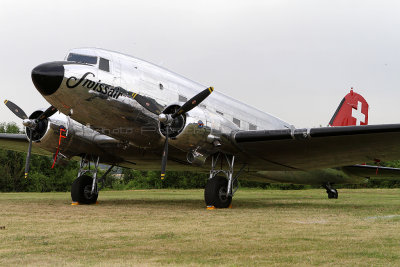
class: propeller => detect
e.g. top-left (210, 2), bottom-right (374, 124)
top-left (37, 106), bottom-right (57, 121)
top-left (172, 87), bottom-right (214, 119)
top-left (24, 130), bottom-right (33, 178)
top-left (4, 100), bottom-right (28, 120)
top-left (4, 100), bottom-right (57, 178)
top-left (160, 126), bottom-right (169, 180)
top-left (131, 92), bottom-right (163, 115)
top-left (158, 87), bottom-right (214, 179)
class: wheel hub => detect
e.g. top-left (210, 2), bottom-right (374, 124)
top-left (83, 184), bottom-right (95, 200)
top-left (218, 187), bottom-right (228, 202)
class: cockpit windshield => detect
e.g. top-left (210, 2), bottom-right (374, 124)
top-left (67, 53), bottom-right (98, 65)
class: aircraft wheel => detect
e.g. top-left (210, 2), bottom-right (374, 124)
top-left (327, 189), bottom-right (338, 199)
top-left (71, 175), bottom-right (98, 204)
top-left (204, 176), bottom-right (232, 208)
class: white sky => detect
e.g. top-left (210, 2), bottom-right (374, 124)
top-left (1, 0), bottom-right (399, 128)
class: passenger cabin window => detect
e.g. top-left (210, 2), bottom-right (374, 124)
top-left (99, 58), bottom-right (110, 72)
top-left (67, 53), bottom-right (97, 65)
top-left (233, 118), bottom-right (241, 127)
top-left (249, 123), bottom-right (257, 130)
top-left (179, 95), bottom-right (187, 102)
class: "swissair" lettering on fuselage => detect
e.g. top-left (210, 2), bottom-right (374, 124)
top-left (66, 72), bottom-right (123, 99)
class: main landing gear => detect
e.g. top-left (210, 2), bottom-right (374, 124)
top-left (204, 153), bottom-right (246, 208)
top-left (323, 182), bottom-right (338, 199)
top-left (71, 155), bottom-right (114, 204)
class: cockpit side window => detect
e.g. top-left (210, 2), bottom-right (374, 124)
top-left (99, 57), bottom-right (110, 72)
top-left (67, 53), bottom-right (98, 65)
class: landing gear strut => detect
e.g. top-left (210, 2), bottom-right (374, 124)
top-left (204, 153), bottom-right (246, 208)
top-left (71, 155), bottom-right (114, 204)
top-left (323, 182), bottom-right (338, 199)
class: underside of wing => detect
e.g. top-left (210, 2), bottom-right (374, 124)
top-left (0, 133), bottom-right (52, 156)
top-left (234, 124), bottom-right (400, 171)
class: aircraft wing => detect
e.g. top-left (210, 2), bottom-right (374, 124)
top-left (234, 124), bottom-right (400, 171)
top-left (0, 133), bottom-right (52, 156)
top-left (342, 165), bottom-right (400, 179)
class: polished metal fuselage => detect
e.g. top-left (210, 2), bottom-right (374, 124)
top-left (33, 48), bottom-right (366, 185)
top-left (43, 48), bottom-right (290, 158)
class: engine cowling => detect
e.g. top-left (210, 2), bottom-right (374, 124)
top-left (165, 107), bottom-right (240, 166)
top-left (25, 110), bottom-right (50, 142)
top-left (25, 110), bottom-right (120, 162)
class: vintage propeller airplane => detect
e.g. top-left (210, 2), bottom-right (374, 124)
top-left (2, 48), bottom-right (400, 208)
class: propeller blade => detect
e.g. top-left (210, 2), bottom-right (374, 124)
top-left (37, 106), bottom-right (57, 121)
top-left (172, 87), bottom-right (214, 119)
top-left (160, 126), bottom-right (169, 180)
top-left (24, 130), bottom-right (33, 178)
top-left (131, 93), bottom-right (163, 115)
top-left (4, 100), bottom-right (54, 179)
top-left (4, 100), bottom-right (28, 120)
top-left (157, 87), bottom-right (214, 180)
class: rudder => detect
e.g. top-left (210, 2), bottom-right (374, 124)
top-left (329, 88), bottom-right (369, 126)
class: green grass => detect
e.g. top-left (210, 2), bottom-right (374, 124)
top-left (1, 189), bottom-right (400, 266)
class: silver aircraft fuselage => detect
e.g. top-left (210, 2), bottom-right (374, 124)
top-left (31, 47), bottom-right (366, 185)
top-left (42, 48), bottom-right (289, 158)
top-left (57, 48), bottom-right (289, 142)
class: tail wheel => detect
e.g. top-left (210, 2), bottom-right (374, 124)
top-left (327, 189), bottom-right (338, 199)
top-left (71, 175), bottom-right (98, 204)
top-left (204, 176), bottom-right (232, 208)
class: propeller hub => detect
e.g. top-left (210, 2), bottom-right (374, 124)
top-left (158, 113), bottom-right (173, 124)
top-left (22, 119), bottom-right (37, 128)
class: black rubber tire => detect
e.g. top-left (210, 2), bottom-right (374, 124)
top-left (71, 175), bottom-right (98, 204)
top-left (327, 189), bottom-right (338, 199)
top-left (204, 176), bottom-right (232, 208)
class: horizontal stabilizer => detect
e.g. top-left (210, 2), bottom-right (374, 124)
top-left (342, 164), bottom-right (400, 179)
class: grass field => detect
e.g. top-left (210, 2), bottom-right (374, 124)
top-left (1, 189), bottom-right (400, 266)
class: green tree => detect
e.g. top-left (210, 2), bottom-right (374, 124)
top-left (0, 121), bottom-right (78, 192)
top-left (0, 122), bottom-right (22, 133)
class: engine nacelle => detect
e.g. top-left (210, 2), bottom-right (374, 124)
top-left (167, 107), bottom-right (240, 165)
top-left (26, 110), bottom-right (120, 161)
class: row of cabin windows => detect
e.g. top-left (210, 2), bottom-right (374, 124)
top-left (67, 53), bottom-right (110, 72)
top-left (179, 96), bottom-right (258, 130)
top-left (68, 54), bottom-right (258, 131)
top-left (217, 110), bottom-right (257, 130)
top-left (233, 117), bottom-right (257, 130)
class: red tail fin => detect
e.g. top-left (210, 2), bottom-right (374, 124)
top-left (329, 88), bottom-right (369, 126)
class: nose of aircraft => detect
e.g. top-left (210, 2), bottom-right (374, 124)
top-left (31, 62), bottom-right (64, 95)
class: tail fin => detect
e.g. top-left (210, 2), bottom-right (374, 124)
top-left (329, 88), bottom-right (369, 126)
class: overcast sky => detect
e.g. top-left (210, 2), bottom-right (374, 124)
top-left (1, 0), bottom-right (399, 128)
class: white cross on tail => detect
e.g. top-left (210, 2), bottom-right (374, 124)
top-left (352, 101), bottom-right (365, 125)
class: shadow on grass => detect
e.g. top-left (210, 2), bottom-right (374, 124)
top-left (96, 197), bottom-right (390, 211)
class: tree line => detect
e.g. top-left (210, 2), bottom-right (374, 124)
top-left (1, 122), bottom-right (400, 192)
